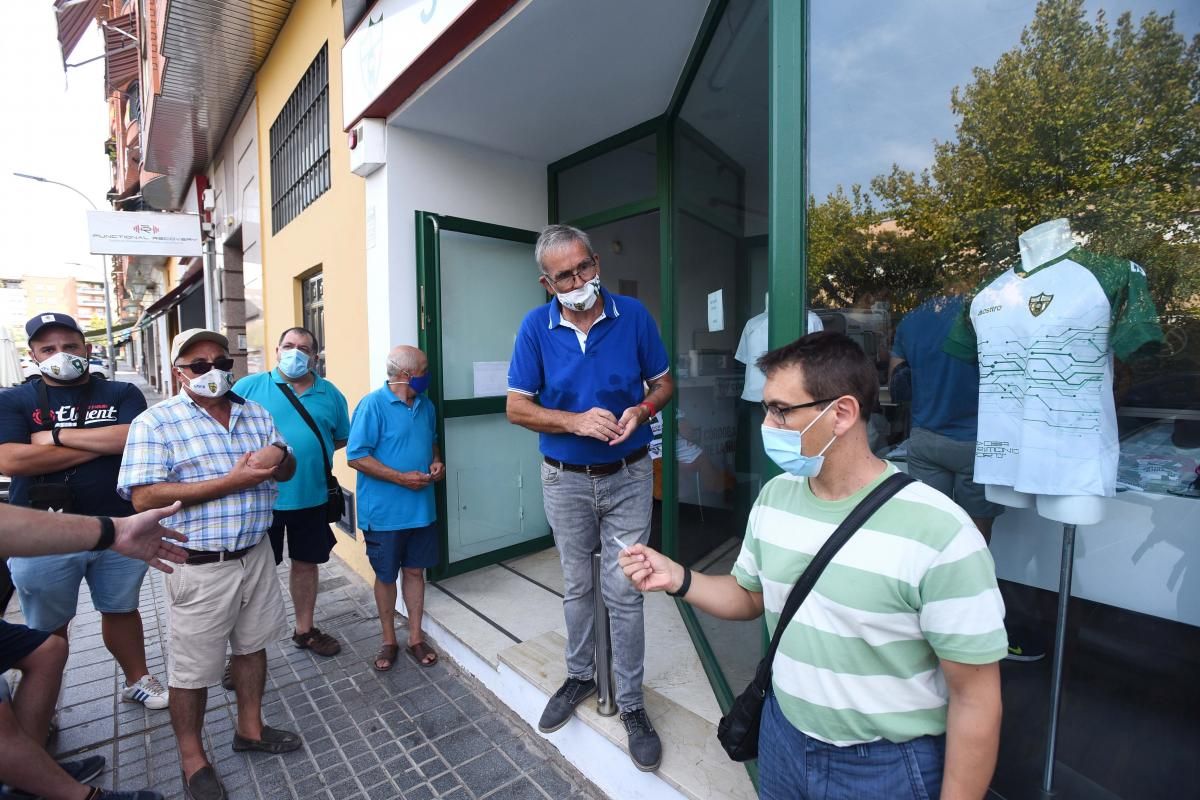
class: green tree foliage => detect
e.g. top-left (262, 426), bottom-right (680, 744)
top-left (813, 0), bottom-right (1200, 314)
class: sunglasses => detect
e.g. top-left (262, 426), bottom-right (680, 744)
top-left (176, 357), bottom-right (235, 375)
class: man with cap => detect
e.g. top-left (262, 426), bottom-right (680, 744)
top-left (117, 329), bottom-right (300, 800)
top-left (0, 312), bottom-right (170, 712)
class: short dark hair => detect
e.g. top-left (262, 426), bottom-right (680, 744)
top-left (278, 326), bottom-right (319, 351)
top-left (756, 331), bottom-right (878, 421)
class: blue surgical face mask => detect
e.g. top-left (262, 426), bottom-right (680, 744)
top-left (278, 348), bottom-right (310, 379)
top-left (388, 372), bottom-right (430, 394)
top-left (761, 402), bottom-right (838, 478)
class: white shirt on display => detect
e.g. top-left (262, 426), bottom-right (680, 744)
top-left (735, 311), bottom-right (823, 402)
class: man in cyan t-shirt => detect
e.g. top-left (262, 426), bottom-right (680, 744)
top-left (0, 313), bottom-right (169, 710)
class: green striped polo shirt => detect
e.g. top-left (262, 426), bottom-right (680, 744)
top-left (731, 462), bottom-right (1007, 746)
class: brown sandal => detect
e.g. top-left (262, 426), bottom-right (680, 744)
top-left (407, 641), bottom-right (438, 668)
top-left (373, 643), bottom-right (400, 672)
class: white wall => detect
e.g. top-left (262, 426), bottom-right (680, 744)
top-left (365, 126), bottom-right (547, 386)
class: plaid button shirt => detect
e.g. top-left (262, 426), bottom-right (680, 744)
top-left (117, 392), bottom-right (284, 552)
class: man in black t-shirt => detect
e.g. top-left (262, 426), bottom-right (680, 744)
top-left (0, 313), bottom-right (168, 711)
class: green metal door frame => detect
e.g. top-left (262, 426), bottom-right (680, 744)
top-left (415, 211), bottom-right (554, 580)
top-left (539, 2), bottom-right (807, 762)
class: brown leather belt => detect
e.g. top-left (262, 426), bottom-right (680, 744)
top-left (544, 446), bottom-right (649, 477)
top-left (182, 545), bottom-right (254, 565)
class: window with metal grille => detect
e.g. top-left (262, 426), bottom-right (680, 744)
top-left (269, 45), bottom-right (330, 234)
top-left (302, 272), bottom-right (326, 377)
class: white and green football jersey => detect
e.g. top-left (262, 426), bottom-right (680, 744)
top-left (945, 248), bottom-right (1161, 497)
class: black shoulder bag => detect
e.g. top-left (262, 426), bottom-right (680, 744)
top-left (28, 377), bottom-right (95, 513)
top-left (717, 471), bottom-right (914, 761)
top-left (274, 382), bottom-right (346, 523)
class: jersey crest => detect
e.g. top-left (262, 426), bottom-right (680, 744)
top-left (1028, 292), bottom-right (1053, 317)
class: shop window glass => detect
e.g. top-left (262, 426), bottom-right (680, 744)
top-left (556, 135), bottom-right (656, 223)
top-left (674, 0), bottom-right (770, 694)
top-left (810, 1), bottom-right (1198, 796)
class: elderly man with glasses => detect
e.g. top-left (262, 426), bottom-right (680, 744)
top-left (117, 329), bottom-right (300, 800)
top-left (506, 224), bottom-right (674, 772)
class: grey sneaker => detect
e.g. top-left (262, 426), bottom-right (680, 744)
top-left (621, 708), bottom-right (662, 771)
top-left (537, 677), bottom-right (597, 733)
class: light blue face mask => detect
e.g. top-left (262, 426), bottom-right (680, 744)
top-left (761, 401), bottom-right (838, 477)
top-left (278, 348), bottom-right (310, 379)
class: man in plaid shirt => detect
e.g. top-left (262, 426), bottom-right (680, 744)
top-left (118, 329), bottom-right (300, 800)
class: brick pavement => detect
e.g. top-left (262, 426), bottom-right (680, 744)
top-left (5, 369), bottom-right (604, 800)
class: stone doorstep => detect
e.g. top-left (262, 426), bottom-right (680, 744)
top-left (499, 632), bottom-right (756, 800)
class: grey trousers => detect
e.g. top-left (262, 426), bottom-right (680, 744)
top-left (540, 455), bottom-right (654, 712)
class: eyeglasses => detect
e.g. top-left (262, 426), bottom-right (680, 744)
top-left (176, 357), bottom-right (235, 375)
top-left (761, 397), bottom-right (837, 426)
top-left (543, 256), bottom-right (598, 292)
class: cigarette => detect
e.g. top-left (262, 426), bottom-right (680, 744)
top-left (609, 533), bottom-right (631, 555)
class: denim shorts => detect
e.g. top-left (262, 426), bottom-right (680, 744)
top-left (8, 550), bottom-right (149, 632)
top-left (363, 523), bottom-right (439, 583)
top-left (758, 690), bottom-right (945, 800)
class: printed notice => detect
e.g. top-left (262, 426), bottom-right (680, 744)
top-left (472, 361), bottom-right (510, 397)
top-left (707, 289), bottom-right (725, 332)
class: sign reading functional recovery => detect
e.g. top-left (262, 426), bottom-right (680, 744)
top-left (87, 210), bottom-right (203, 256)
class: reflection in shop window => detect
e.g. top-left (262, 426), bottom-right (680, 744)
top-left (809, 2), bottom-right (1197, 794)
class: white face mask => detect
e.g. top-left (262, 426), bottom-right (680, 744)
top-left (182, 369), bottom-right (234, 399)
top-left (556, 277), bottom-right (601, 312)
top-left (37, 352), bottom-right (87, 382)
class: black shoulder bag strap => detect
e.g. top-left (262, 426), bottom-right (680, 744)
top-left (762, 471), bottom-right (915, 671)
top-left (273, 381), bottom-right (335, 489)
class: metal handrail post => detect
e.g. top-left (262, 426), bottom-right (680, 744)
top-left (592, 548), bottom-right (617, 716)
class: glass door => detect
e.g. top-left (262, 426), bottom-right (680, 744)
top-left (416, 212), bottom-right (551, 579)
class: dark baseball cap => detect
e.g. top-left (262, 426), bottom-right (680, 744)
top-left (26, 312), bottom-right (84, 342)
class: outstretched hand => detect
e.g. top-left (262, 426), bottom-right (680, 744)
top-left (112, 501), bottom-right (189, 573)
top-left (618, 543), bottom-right (683, 594)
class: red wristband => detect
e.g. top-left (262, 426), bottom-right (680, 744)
top-left (638, 401), bottom-right (657, 419)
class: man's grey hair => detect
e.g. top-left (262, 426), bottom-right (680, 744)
top-left (534, 224), bottom-right (594, 274)
top-left (386, 345), bottom-right (425, 378)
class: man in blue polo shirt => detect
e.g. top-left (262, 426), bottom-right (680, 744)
top-left (233, 327), bottom-right (350, 659)
top-left (506, 224), bottom-right (674, 772)
top-left (347, 345), bottom-right (444, 673)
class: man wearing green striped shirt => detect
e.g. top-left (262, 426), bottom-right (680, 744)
top-left (620, 332), bottom-right (1006, 799)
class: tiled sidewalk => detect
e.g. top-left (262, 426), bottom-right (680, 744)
top-left (35, 556), bottom-right (603, 800)
top-left (7, 371), bottom-right (602, 799)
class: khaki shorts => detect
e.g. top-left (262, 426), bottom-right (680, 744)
top-left (164, 537), bottom-right (284, 689)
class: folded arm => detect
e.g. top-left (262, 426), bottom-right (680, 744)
top-left (348, 455), bottom-right (431, 490)
top-left (37, 424), bottom-right (132, 456)
top-left (0, 442), bottom-right (98, 477)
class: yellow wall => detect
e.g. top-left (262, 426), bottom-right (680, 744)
top-left (255, 0), bottom-right (373, 583)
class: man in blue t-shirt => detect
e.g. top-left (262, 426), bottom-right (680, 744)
top-left (891, 295), bottom-right (1043, 662)
top-left (233, 327), bottom-right (350, 659)
top-left (347, 345), bottom-right (444, 673)
top-left (506, 224), bottom-right (674, 772)
top-left (0, 313), bottom-right (169, 710)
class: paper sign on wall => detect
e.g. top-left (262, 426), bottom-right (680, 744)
top-left (707, 289), bottom-right (724, 332)
top-left (472, 361), bottom-right (509, 397)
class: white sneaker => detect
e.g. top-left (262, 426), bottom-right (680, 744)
top-left (121, 675), bottom-right (169, 710)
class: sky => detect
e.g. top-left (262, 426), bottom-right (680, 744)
top-left (0, 2), bottom-right (109, 283)
top-left (807, 0), bottom-right (1200, 202)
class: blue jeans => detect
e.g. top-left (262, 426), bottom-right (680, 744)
top-left (540, 455), bottom-right (653, 712)
top-left (759, 691), bottom-right (945, 800)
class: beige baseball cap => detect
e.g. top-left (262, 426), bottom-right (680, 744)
top-left (170, 328), bottom-right (229, 364)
